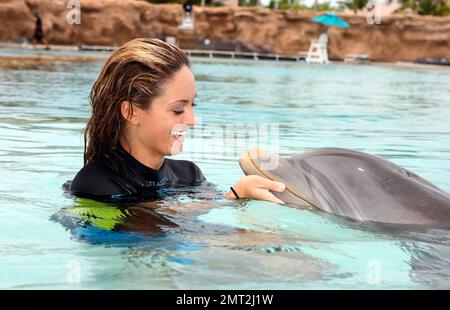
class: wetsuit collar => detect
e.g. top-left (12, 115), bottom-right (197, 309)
top-left (115, 143), bottom-right (166, 178)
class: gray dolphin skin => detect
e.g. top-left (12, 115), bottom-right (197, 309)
top-left (239, 147), bottom-right (450, 226)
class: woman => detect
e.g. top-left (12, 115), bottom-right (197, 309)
top-left (69, 38), bottom-right (285, 204)
top-left (32, 11), bottom-right (49, 49)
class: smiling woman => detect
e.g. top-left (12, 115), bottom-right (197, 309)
top-left (68, 38), bottom-right (285, 203)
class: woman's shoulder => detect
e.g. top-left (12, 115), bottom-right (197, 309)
top-left (69, 160), bottom-right (133, 199)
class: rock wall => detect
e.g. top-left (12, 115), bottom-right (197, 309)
top-left (0, 0), bottom-right (449, 61)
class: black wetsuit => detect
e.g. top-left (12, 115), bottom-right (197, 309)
top-left (68, 144), bottom-right (206, 203)
top-left (34, 16), bottom-right (44, 41)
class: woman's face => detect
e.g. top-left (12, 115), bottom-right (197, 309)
top-left (131, 65), bottom-right (197, 157)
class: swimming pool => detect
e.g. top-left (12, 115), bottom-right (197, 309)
top-left (1, 49), bottom-right (450, 289)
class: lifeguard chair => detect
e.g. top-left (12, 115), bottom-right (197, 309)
top-left (305, 32), bottom-right (329, 64)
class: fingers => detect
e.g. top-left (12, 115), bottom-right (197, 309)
top-left (255, 176), bottom-right (286, 192)
top-left (226, 175), bottom-right (286, 204)
top-left (255, 189), bottom-right (285, 204)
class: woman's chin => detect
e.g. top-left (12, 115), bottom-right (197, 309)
top-left (169, 141), bottom-right (184, 155)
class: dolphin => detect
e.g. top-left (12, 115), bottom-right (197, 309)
top-left (239, 147), bottom-right (450, 226)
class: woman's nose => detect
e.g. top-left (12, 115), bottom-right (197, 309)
top-left (183, 107), bottom-right (196, 126)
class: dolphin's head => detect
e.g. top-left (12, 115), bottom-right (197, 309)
top-left (240, 147), bottom-right (450, 226)
top-left (239, 147), bottom-right (315, 207)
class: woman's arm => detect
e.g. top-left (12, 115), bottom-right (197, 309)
top-left (225, 175), bottom-right (286, 204)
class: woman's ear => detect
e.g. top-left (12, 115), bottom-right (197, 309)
top-left (120, 101), bottom-right (140, 125)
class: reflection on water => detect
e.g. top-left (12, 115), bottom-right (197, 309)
top-left (1, 49), bottom-right (450, 289)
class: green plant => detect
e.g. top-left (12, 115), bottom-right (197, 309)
top-left (338, 0), bottom-right (369, 13)
top-left (146, 0), bottom-right (220, 5)
top-left (146, 0), bottom-right (183, 4)
top-left (391, 0), bottom-right (450, 16)
top-left (239, 0), bottom-right (259, 6)
top-left (269, 0), bottom-right (334, 11)
top-left (314, 1), bottom-right (333, 11)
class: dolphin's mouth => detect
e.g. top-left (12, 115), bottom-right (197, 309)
top-left (239, 148), bottom-right (317, 208)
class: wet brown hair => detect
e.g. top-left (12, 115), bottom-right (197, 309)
top-left (84, 38), bottom-right (190, 166)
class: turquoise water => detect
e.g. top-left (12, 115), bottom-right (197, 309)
top-left (1, 49), bottom-right (450, 289)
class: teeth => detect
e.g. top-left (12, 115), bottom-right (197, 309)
top-left (171, 130), bottom-right (187, 137)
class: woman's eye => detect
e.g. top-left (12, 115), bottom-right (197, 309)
top-left (173, 103), bottom-right (196, 115)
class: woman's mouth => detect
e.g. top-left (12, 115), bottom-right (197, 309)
top-left (171, 130), bottom-right (188, 142)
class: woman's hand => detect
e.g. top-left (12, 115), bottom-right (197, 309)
top-left (225, 175), bottom-right (286, 204)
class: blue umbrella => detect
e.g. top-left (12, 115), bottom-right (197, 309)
top-left (311, 13), bottom-right (349, 28)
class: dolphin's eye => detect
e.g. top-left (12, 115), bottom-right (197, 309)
top-left (405, 170), bottom-right (416, 178)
